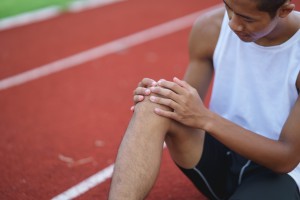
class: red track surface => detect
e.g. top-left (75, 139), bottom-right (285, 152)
top-left (0, 0), bottom-right (219, 199)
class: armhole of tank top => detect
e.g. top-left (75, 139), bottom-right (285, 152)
top-left (296, 69), bottom-right (300, 94)
top-left (213, 13), bottom-right (228, 69)
top-left (292, 64), bottom-right (300, 95)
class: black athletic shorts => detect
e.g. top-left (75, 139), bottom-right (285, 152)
top-left (178, 134), bottom-right (300, 200)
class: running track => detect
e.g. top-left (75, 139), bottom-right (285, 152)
top-left (0, 0), bottom-right (220, 199)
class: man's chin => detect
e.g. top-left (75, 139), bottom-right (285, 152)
top-left (235, 32), bottom-right (254, 42)
top-left (238, 35), bottom-right (255, 43)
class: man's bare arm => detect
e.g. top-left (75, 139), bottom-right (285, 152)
top-left (184, 6), bottom-right (224, 98)
top-left (204, 94), bottom-right (300, 173)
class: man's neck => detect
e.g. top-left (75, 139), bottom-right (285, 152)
top-left (255, 11), bottom-right (300, 46)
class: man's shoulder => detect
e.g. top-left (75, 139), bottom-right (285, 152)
top-left (188, 5), bottom-right (225, 60)
top-left (192, 5), bottom-right (225, 40)
top-left (194, 6), bottom-right (225, 32)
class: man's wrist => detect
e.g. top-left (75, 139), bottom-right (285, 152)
top-left (200, 110), bottom-right (217, 132)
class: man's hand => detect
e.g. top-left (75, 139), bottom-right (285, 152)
top-left (131, 78), bottom-right (157, 111)
top-left (148, 77), bottom-right (210, 128)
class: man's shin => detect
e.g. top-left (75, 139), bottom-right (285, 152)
top-left (108, 100), bottom-right (170, 200)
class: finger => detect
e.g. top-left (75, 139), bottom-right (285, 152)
top-left (138, 78), bottom-right (157, 87)
top-left (149, 86), bottom-right (181, 103)
top-left (173, 77), bottom-right (198, 94)
top-left (134, 87), bottom-right (151, 96)
top-left (173, 77), bottom-right (190, 89)
top-left (130, 106), bottom-right (135, 112)
top-left (157, 79), bottom-right (186, 95)
top-left (149, 96), bottom-right (180, 110)
top-left (133, 95), bottom-right (145, 104)
top-left (153, 108), bottom-right (179, 121)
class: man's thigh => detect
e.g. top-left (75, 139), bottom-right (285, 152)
top-left (230, 170), bottom-right (300, 200)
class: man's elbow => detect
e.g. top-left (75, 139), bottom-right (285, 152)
top-left (272, 159), bottom-right (299, 174)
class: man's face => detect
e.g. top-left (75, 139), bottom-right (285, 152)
top-left (223, 0), bottom-right (279, 44)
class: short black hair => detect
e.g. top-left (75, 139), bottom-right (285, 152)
top-left (254, 0), bottom-right (288, 18)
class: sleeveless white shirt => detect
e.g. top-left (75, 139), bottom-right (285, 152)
top-left (211, 13), bottom-right (300, 189)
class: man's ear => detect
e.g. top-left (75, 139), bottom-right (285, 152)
top-left (278, 2), bottom-right (295, 18)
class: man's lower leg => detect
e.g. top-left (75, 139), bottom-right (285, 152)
top-left (108, 101), bottom-right (171, 200)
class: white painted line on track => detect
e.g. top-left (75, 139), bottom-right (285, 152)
top-left (0, 0), bottom-right (125, 31)
top-left (69, 0), bottom-right (124, 13)
top-left (51, 164), bottom-right (114, 200)
top-left (0, 5), bottom-right (221, 92)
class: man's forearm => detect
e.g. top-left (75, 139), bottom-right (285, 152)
top-left (202, 112), bottom-right (298, 173)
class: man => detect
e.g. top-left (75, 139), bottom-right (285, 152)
top-left (109, 0), bottom-right (300, 199)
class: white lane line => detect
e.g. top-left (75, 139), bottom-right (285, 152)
top-left (0, 0), bottom-right (125, 31)
top-left (0, 5), bottom-right (221, 92)
top-left (51, 164), bottom-right (114, 200)
top-left (69, 0), bottom-right (124, 13)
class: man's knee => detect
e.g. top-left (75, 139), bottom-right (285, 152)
top-left (134, 96), bottom-right (171, 117)
top-left (134, 97), bottom-right (155, 113)
top-left (131, 96), bottom-right (172, 133)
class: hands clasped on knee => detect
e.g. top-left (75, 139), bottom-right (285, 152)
top-left (131, 77), bottom-right (211, 129)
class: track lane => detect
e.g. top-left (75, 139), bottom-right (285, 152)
top-left (0, 0), bottom-right (218, 79)
top-left (0, 6), bottom-right (221, 91)
top-left (0, 1), bottom-right (219, 199)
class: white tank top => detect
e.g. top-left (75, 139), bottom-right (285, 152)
top-left (211, 13), bottom-right (300, 189)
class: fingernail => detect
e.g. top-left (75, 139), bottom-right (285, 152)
top-left (138, 95), bottom-right (144, 101)
top-left (130, 106), bottom-right (134, 111)
top-left (154, 108), bottom-right (160, 113)
top-left (151, 81), bottom-right (157, 86)
top-left (150, 96), bottom-right (156, 101)
top-left (145, 89), bottom-right (150, 95)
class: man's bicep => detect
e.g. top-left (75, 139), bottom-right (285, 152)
top-left (183, 7), bottom-right (223, 99)
top-left (184, 58), bottom-right (214, 100)
top-left (183, 19), bottom-right (216, 99)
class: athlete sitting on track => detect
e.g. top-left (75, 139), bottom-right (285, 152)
top-left (109, 0), bottom-right (300, 199)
